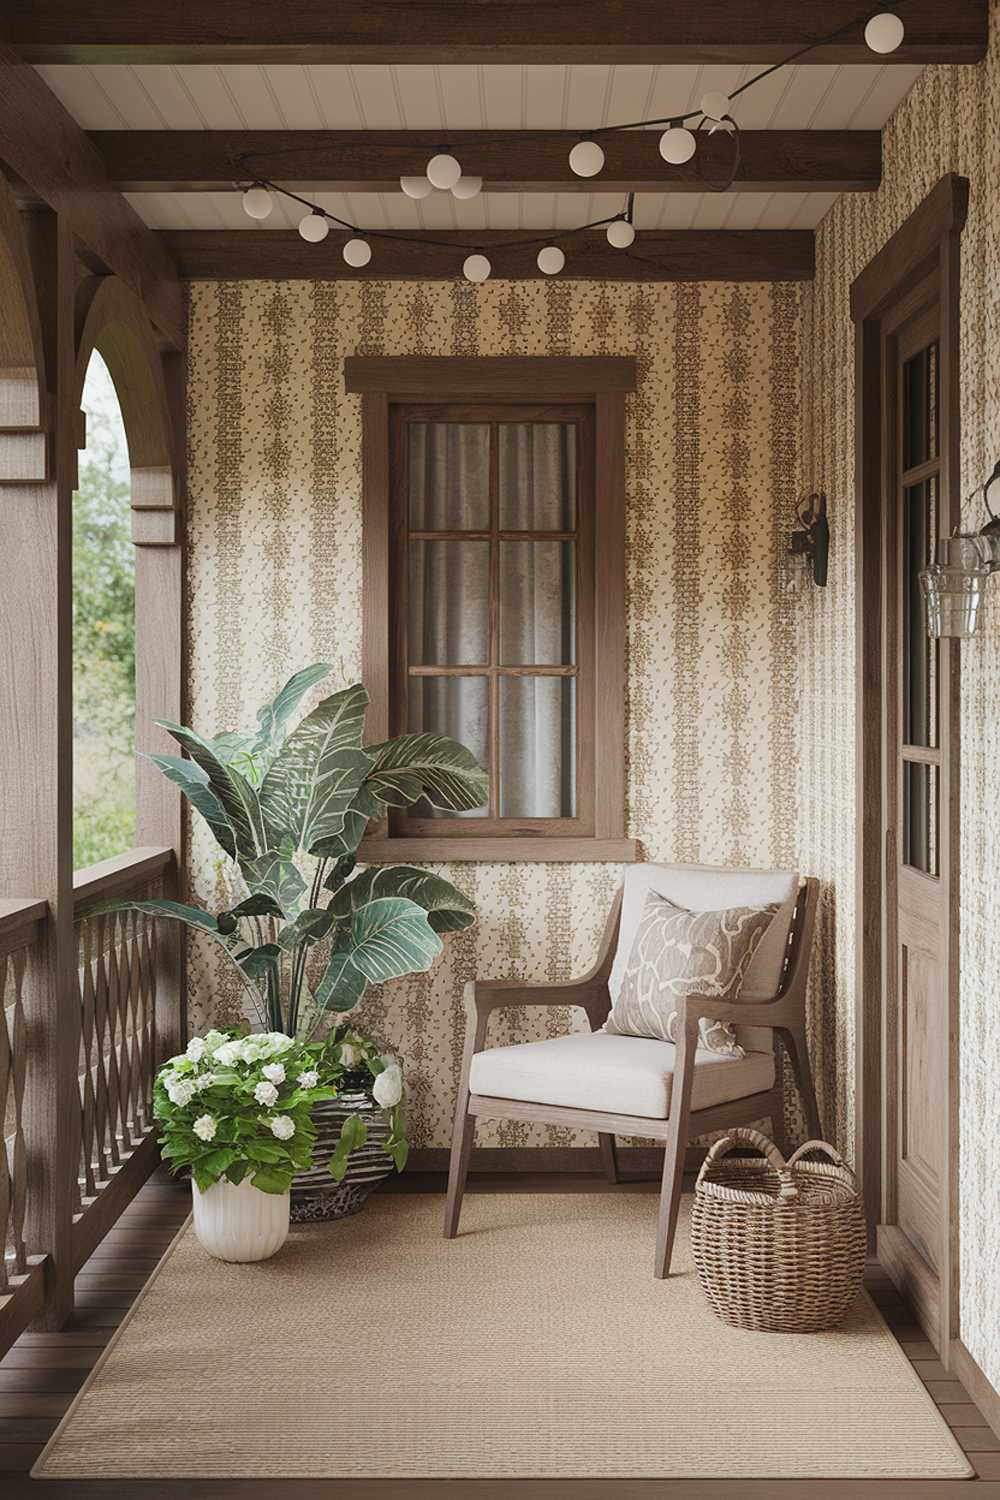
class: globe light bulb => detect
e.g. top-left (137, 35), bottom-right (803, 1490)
top-left (536, 245), bottom-right (565, 275)
top-left (242, 184), bottom-right (273, 220)
top-left (342, 237), bottom-right (372, 268)
top-left (606, 219), bottom-right (635, 249)
top-left (463, 253), bottom-right (491, 283)
top-left (451, 175), bottom-right (483, 200)
top-left (400, 175), bottom-right (433, 199)
top-left (568, 139), bottom-right (605, 178)
top-left (659, 126), bottom-right (697, 165)
top-left (298, 211), bottom-right (329, 243)
top-left (700, 91), bottom-right (731, 123)
top-left (427, 152), bottom-right (462, 190)
top-left (864, 11), bottom-right (905, 53)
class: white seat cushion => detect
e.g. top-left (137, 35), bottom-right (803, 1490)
top-left (469, 1030), bottom-right (776, 1120)
top-left (608, 863), bottom-right (800, 1054)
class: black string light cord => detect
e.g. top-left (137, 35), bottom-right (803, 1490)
top-left (229, 4), bottom-right (909, 277)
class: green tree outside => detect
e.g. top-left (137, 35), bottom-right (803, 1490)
top-left (73, 353), bottom-right (136, 868)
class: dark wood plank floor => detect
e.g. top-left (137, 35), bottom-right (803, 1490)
top-left (2, 1166), bottom-right (998, 1499)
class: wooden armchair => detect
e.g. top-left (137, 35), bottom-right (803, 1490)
top-left (444, 865), bottom-right (821, 1278)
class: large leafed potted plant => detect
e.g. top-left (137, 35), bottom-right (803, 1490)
top-left (91, 664), bottom-right (486, 1252)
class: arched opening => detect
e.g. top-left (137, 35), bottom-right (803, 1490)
top-left (73, 349), bottom-right (136, 867)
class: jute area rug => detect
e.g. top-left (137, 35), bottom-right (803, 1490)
top-left (34, 1193), bottom-right (971, 1480)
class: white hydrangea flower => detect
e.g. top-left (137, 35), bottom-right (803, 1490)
top-left (203, 1030), bottom-right (228, 1054)
top-left (297, 1069), bottom-right (319, 1089)
top-left (194, 1072), bottom-right (217, 1091)
top-left (192, 1114), bottom-right (217, 1142)
top-left (254, 1080), bottom-right (279, 1106)
top-left (165, 1077), bottom-right (196, 1108)
top-left (372, 1063), bottom-right (403, 1108)
top-left (238, 1037), bottom-right (267, 1063)
top-left (262, 1062), bottom-right (285, 1084)
top-left (186, 1036), bottom-right (208, 1062)
top-left (267, 1033), bottom-right (295, 1054)
top-left (269, 1115), bottom-right (295, 1141)
top-left (340, 1042), bottom-right (361, 1067)
top-left (213, 1040), bottom-right (244, 1068)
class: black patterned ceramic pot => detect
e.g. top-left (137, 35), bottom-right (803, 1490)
top-left (290, 1090), bottom-right (393, 1223)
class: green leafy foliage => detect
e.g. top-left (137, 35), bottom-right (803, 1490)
top-left (93, 664), bottom-right (485, 1033)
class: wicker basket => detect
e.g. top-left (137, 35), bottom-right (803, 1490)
top-left (689, 1127), bottom-right (866, 1333)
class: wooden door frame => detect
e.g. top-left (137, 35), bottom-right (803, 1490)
top-left (850, 173), bottom-right (968, 1358)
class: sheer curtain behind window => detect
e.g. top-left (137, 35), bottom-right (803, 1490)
top-left (407, 420), bottom-right (576, 819)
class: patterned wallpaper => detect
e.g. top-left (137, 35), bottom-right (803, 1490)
top-left (185, 277), bottom-right (806, 1148)
top-left (799, 1), bottom-right (1000, 1389)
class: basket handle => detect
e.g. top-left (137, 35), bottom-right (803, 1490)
top-left (787, 1139), bottom-right (858, 1188)
top-left (696, 1127), bottom-right (798, 1200)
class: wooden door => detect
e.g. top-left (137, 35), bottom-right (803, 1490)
top-left (876, 273), bottom-right (958, 1352)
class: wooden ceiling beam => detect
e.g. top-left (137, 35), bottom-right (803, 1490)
top-left (6, 0), bottom-right (987, 65)
top-left (159, 229), bottom-right (815, 282)
top-left (0, 45), bottom-right (185, 349)
top-left (92, 129), bottom-right (882, 195)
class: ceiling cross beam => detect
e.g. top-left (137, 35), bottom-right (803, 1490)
top-left (5, 0), bottom-right (988, 64)
top-left (159, 228), bottom-right (815, 282)
top-left (91, 129), bottom-right (883, 196)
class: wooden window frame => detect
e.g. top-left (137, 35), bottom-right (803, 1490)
top-left (346, 356), bottom-right (638, 864)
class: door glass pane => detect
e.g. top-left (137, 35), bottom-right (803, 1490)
top-left (408, 540), bottom-right (489, 664)
top-left (499, 676), bottom-right (576, 817)
top-left (408, 423), bottom-right (490, 530)
top-left (498, 423), bottom-right (576, 530)
top-left (407, 677), bottom-right (489, 818)
top-left (499, 540), bottom-right (576, 665)
top-left (902, 344), bottom-right (938, 471)
top-left (902, 477), bottom-right (938, 747)
top-left (903, 760), bottom-right (938, 875)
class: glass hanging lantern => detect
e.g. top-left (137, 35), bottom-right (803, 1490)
top-left (919, 536), bottom-right (991, 639)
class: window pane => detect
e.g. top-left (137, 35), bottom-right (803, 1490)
top-left (409, 540), bottom-right (489, 664)
top-left (498, 423), bottom-right (576, 530)
top-left (902, 344), bottom-right (938, 470)
top-left (499, 677), bottom-right (576, 818)
top-left (903, 760), bottom-right (938, 875)
top-left (408, 422), bottom-right (490, 530)
top-left (408, 677), bottom-right (489, 818)
top-left (902, 477), bottom-right (938, 748)
top-left (499, 540), bottom-right (575, 665)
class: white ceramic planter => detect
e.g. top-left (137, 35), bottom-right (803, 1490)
top-left (192, 1177), bottom-right (290, 1263)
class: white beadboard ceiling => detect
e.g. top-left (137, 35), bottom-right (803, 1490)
top-left (38, 61), bottom-right (923, 233)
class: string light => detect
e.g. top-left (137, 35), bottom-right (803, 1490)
top-left (242, 184), bottom-right (273, 220)
top-left (298, 211), bottom-right (329, 243)
top-left (426, 152), bottom-right (462, 190)
top-left (342, 237), bottom-right (372, 268)
top-left (864, 12), bottom-right (905, 52)
top-left (463, 254), bottom-right (492, 283)
top-left (400, 175), bottom-right (433, 199)
top-left (235, 5), bottom-right (914, 276)
top-left (536, 245), bottom-right (565, 275)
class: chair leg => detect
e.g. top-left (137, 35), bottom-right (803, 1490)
top-left (782, 1025), bottom-right (823, 1140)
top-left (654, 1018), bottom-right (697, 1279)
top-left (443, 1102), bottom-right (475, 1239)
top-left (598, 1133), bottom-right (619, 1184)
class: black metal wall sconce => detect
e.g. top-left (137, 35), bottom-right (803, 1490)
top-left (919, 458), bottom-right (1000, 639)
top-left (788, 492), bottom-right (830, 587)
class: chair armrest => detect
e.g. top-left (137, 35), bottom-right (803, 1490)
top-left (466, 976), bottom-right (610, 1018)
top-left (677, 991), bottom-right (795, 1030)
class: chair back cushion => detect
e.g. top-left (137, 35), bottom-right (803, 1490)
top-left (608, 864), bottom-right (800, 1054)
top-left (607, 894), bottom-right (778, 1056)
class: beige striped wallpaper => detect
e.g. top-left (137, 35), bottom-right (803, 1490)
top-left (799, 0), bottom-right (1000, 1392)
top-left (185, 278), bottom-right (810, 1148)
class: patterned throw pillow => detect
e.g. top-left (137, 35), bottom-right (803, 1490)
top-left (607, 894), bottom-right (778, 1057)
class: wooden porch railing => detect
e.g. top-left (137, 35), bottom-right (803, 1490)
top-left (0, 847), bottom-right (180, 1355)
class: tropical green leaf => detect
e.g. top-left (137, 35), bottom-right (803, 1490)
top-left (240, 851), bottom-right (306, 917)
top-left (156, 720), bottom-right (265, 860)
top-left (233, 942), bottom-right (282, 980)
top-left (145, 754), bottom-right (237, 859)
top-left (313, 950), bottom-right (368, 1013)
top-left (253, 662), bottom-right (332, 755)
top-left (361, 732), bottom-right (489, 814)
top-left (258, 684), bottom-right (372, 853)
top-left (276, 907), bottom-right (336, 953)
top-left (314, 808), bottom-right (371, 863)
top-left (87, 896), bottom-right (221, 935)
top-left (227, 892), bottom-right (285, 920)
top-left (348, 896), bottom-right (443, 984)
top-left (329, 865), bottom-right (476, 934)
